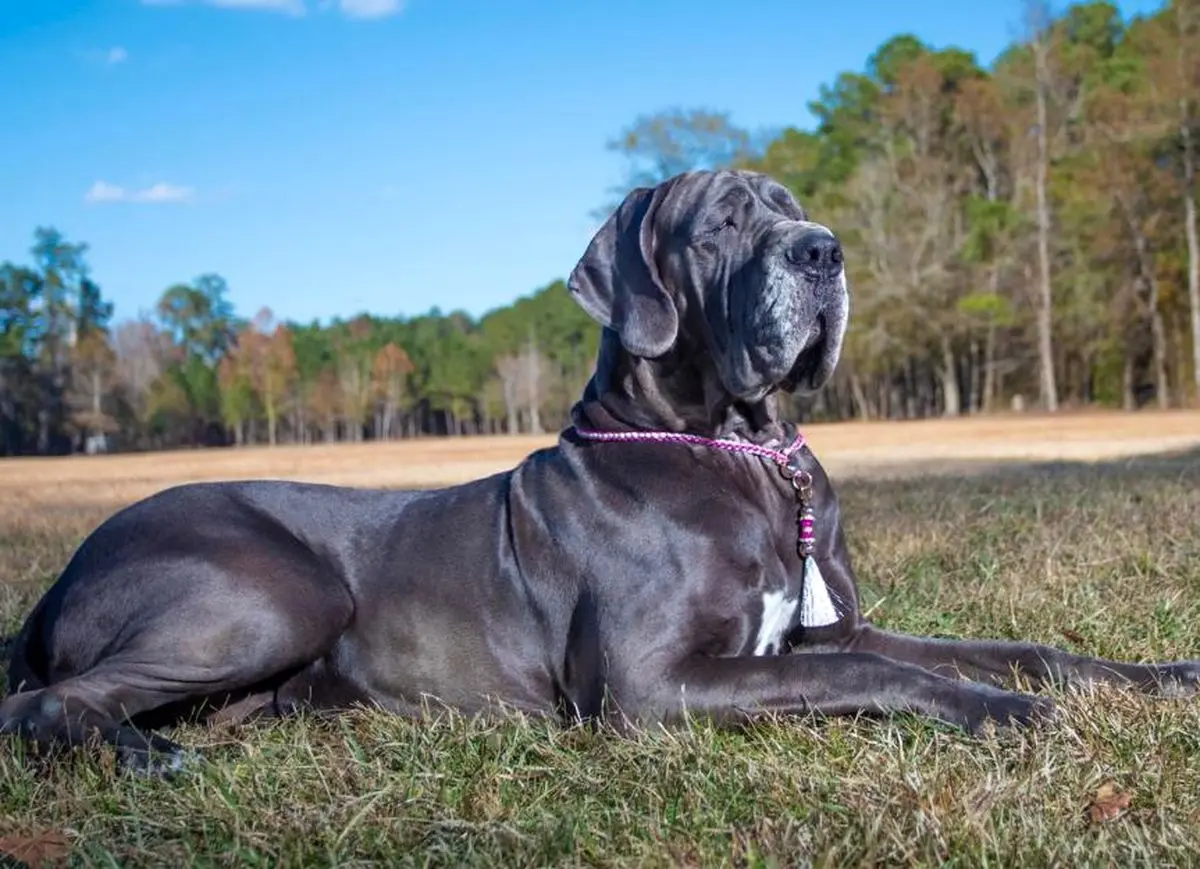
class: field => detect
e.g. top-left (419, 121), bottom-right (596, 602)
top-left (2, 410), bottom-right (1200, 866)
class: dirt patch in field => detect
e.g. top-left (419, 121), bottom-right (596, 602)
top-left (2, 409), bottom-right (1198, 510)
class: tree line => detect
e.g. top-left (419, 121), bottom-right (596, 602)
top-left (2, 0), bottom-right (1197, 456)
top-left (1, 240), bottom-right (600, 454)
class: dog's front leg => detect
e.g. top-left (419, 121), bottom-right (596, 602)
top-left (807, 501), bottom-right (1200, 697)
top-left (845, 625), bottom-right (1200, 696)
top-left (640, 652), bottom-right (1053, 734)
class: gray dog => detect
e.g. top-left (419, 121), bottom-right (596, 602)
top-left (3, 169), bottom-right (1198, 775)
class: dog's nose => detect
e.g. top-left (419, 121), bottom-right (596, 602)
top-left (786, 230), bottom-right (843, 278)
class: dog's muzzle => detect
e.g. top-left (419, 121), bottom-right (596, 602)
top-left (785, 229), bottom-right (843, 281)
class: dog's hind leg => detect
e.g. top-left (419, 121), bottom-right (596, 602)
top-left (1, 563), bottom-right (357, 776)
top-left (2, 665), bottom-right (217, 776)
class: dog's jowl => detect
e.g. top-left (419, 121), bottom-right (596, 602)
top-left (3, 169), bottom-right (1199, 775)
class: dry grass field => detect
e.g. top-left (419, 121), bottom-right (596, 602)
top-left (2, 410), bottom-right (1200, 866)
top-left (2, 408), bottom-right (1199, 512)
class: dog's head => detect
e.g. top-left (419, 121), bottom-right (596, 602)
top-left (568, 169), bottom-right (849, 406)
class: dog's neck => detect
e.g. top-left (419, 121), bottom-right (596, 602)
top-left (570, 332), bottom-right (790, 447)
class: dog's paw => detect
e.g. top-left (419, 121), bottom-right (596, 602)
top-left (1150, 661), bottom-right (1200, 698)
top-left (115, 742), bottom-right (203, 779)
top-left (954, 685), bottom-right (1057, 736)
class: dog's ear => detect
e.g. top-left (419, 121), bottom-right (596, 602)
top-left (568, 184), bottom-right (678, 359)
top-left (750, 173), bottom-right (807, 221)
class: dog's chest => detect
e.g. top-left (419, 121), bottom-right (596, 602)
top-left (752, 561), bottom-right (844, 655)
top-left (753, 589), bottom-right (798, 655)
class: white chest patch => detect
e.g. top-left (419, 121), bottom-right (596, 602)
top-left (753, 561), bottom-right (844, 655)
top-left (754, 590), bottom-right (798, 656)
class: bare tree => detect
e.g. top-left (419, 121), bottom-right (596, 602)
top-left (1183, 25), bottom-right (1200, 402)
top-left (336, 316), bottom-right (374, 443)
top-left (1027, 0), bottom-right (1061, 411)
top-left (68, 329), bottom-right (118, 450)
top-left (112, 316), bottom-right (174, 435)
top-left (846, 53), bottom-right (973, 416)
top-left (371, 342), bottom-right (414, 440)
top-left (522, 330), bottom-right (544, 434)
top-left (1163, 0), bottom-right (1200, 399)
top-left (494, 354), bottom-right (522, 434)
top-left (493, 335), bottom-right (552, 434)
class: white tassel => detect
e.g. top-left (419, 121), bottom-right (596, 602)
top-left (800, 557), bottom-right (841, 627)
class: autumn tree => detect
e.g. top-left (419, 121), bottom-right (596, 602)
top-left (1082, 73), bottom-right (1173, 406)
top-left (67, 328), bottom-right (118, 449)
top-left (308, 369), bottom-right (343, 442)
top-left (842, 44), bottom-right (983, 415)
top-left (372, 341), bottom-right (414, 440)
top-left (221, 308), bottom-right (297, 446)
top-left (217, 350), bottom-right (256, 446)
top-left (1139, 0), bottom-right (1200, 399)
top-left (335, 315), bottom-right (376, 443)
top-left (1028, 0), bottom-right (1062, 411)
top-left (257, 311), bottom-right (297, 446)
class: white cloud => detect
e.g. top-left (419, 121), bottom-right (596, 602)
top-left (84, 181), bottom-right (196, 205)
top-left (106, 46), bottom-right (129, 64)
top-left (135, 182), bottom-right (196, 203)
top-left (338, 0), bottom-right (403, 19)
top-left (84, 181), bottom-right (128, 203)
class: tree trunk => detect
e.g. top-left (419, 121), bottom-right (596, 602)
top-left (38, 407), bottom-right (50, 454)
top-left (983, 320), bottom-right (997, 413)
top-left (1033, 27), bottom-right (1060, 412)
top-left (1149, 278), bottom-right (1170, 409)
top-left (1130, 222), bottom-right (1170, 409)
top-left (526, 340), bottom-right (544, 435)
top-left (850, 373), bottom-right (872, 420)
top-left (1122, 336), bottom-right (1136, 411)
top-left (1183, 114), bottom-right (1200, 401)
top-left (968, 337), bottom-right (982, 414)
top-left (904, 360), bottom-right (917, 419)
top-left (1175, 0), bottom-right (1200, 402)
top-left (940, 336), bottom-right (961, 417)
top-left (90, 369), bottom-right (102, 440)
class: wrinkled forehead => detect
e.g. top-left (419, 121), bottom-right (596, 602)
top-left (661, 171), bottom-right (808, 233)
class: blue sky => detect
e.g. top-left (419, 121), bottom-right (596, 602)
top-left (0, 0), bottom-right (1166, 327)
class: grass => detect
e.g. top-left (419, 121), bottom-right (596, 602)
top-left (2, 426), bottom-right (1200, 866)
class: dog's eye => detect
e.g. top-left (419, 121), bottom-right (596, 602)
top-left (707, 217), bottom-right (736, 235)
